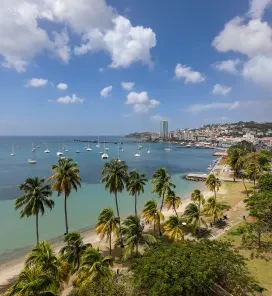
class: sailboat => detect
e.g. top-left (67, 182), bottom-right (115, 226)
top-left (32, 142), bottom-right (36, 152)
top-left (28, 150), bottom-right (37, 164)
top-left (135, 143), bottom-right (140, 157)
top-left (11, 145), bottom-right (15, 156)
top-left (117, 145), bottom-right (121, 162)
top-left (147, 143), bottom-right (151, 154)
top-left (164, 140), bottom-right (172, 152)
top-left (101, 142), bottom-right (109, 159)
top-left (56, 142), bottom-right (63, 156)
top-left (96, 136), bottom-right (100, 148)
top-left (44, 143), bottom-right (50, 153)
top-left (65, 145), bottom-right (68, 152)
top-left (76, 145), bottom-right (80, 153)
top-left (86, 142), bottom-right (92, 151)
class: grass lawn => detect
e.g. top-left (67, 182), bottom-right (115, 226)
top-left (219, 222), bottom-right (272, 295)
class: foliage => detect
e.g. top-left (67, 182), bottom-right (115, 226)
top-left (96, 208), bottom-right (119, 255)
top-left (258, 173), bottom-right (272, 192)
top-left (227, 147), bottom-right (245, 178)
top-left (231, 140), bottom-right (256, 153)
top-left (142, 199), bottom-right (164, 236)
top-left (163, 215), bottom-right (184, 241)
top-left (151, 168), bottom-right (176, 210)
top-left (48, 158), bottom-right (81, 234)
top-left (191, 189), bottom-right (205, 206)
top-left (242, 221), bottom-right (270, 249)
top-left (60, 232), bottom-right (91, 272)
top-left (184, 203), bottom-right (207, 231)
top-left (126, 169), bottom-right (147, 215)
top-left (15, 177), bottom-right (54, 244)
top-left (205, 174), bottom-right (221, 199)
top-left (203, 196), bottom-right (230, 223)
top-left (120, 215), bottom-right (156, 259)
top-left (164, 190), bottom-right (181, 217)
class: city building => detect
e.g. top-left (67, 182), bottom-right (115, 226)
top-left (160, 120), bottom-right (168, 139)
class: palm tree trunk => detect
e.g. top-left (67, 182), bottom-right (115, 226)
top-left (253, 172), bottom-right (256, 193)
top-left (173, 205), bottom-right (178, 217)
top-left (198, 203), bottom-right (201, 229)
top-left (158, 220), bottom-right (162, 236)
top-left (153, 215), bottom-right (156, 236)
top-left (36, 213), bottom-right (39, 244)
top-left (109, 225), bottom-right (112, 255)
top-left (214, 189), bottom-right (217, 200)
top-left (135, 193), bottom-right (137, 216)
top-left (160, 193), bottom-right (165, 211)
top-left (242, 176), bottom-right (249, 197)
top-left (114, 191), bottom-right (123, 247)
top-left (64, 193), bottom-right (69, 234)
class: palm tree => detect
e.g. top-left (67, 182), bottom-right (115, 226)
top-left (227, 147), bottom-right (244, 181)
top-left (151, 168), bottom-right (176, 211)
top-left (48, 158), bottom-right (81, 234)
top-left (163, 215), bottom-right (184, 242)
top-left (76, 247), bottom-right (113, 287)
top-left (126, 169), bottom-right (147, 215)
top-left (25, 241), bottom-right (69, 287)
top-left (5, 266), bottom-right (57, 296)
top-left (184, 203), bottom-right (207, 232)
top-left (164, 190), bottom-right (182, 217)
top-left (96, 208), bottom-right (119, 255)
top-left (15, 177), bottom-right (54, 244)
top-left (101, 159), bottom-right (128, 221)
top-left (204, 197), bottom-right (231, 223)
top-left (191, 189), bottom-right (205, 223)
top-left (121, 215), bottom-right (156, 259)
top-left (205, 174), bottom-right (221, 200)
top-left (60, 232), bottom-right (91, 272)
top-left (142, 200), bottom-right (164, 236)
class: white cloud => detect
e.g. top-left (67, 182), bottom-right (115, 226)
top-left (56, 94), bottom-right (84, 104)
top-left (74, 16), bottom-right (156, 68)
top-left (212, 17), bottom-right (272, 58)
top-left (26, 78), bottom-right (48, 88)
top-left (100, 86), bottom-right (113, 97)
top-left (248, 0), bottom-right (272, 19)
top-left (52, 30), bottom-right (71, 63)
top-left (214, 59), bottom-right (240, 74)
top-left (186, 101), bottom-right (240, 113)
top-left (175, 64), bottom-right (205, 83)
top-left (212, 84), bottom-right (232, 96)
top-left (57, 83), bottom-right (68, 90)
top-left (150, 114), bottom-right (164, 122)
top-left (121, 82), bottom-right (135, 90)
top-left (242, 55), bottom-right (272, 88)
top-left (126, 91), bottom-right (160, 113)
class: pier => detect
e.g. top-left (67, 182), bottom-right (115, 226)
top-left (213, 151), bottom-right (228, 156)
top-left (183, 173), bottom-right (208, 181)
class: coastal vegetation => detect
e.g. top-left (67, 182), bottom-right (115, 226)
top-left (8, 143), bottom-right (272, 295)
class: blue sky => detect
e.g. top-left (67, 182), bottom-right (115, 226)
top-left (0, 0), bottom-right (272, 135)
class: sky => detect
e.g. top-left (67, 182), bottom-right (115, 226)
top-left (0, 0), bottom-right (272, 135)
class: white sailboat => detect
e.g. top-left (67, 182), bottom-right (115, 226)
top-left (147, 143), bottom-right (151, 154)
top-left (65, 146), bottom-right (68, 152)
top-left (76, 146), bottom-right (80, 153)
top-left (101, 142), bottom-right (109, 159)
top-left (117, 145), bottom-right (121, 162)
top-left (11, 145), bottom-right (15, 156)
top-left (44, 143), bottom-right (50, 153)
top-left (56, 142), bottom-right (63, 156)
top-left (32, 142), bottom-right (36, 152)
top-left (96, 136), bottom-right (100, 148)
top-left (28, 150), bottom-right (37, 164)
top-left (86, 142), bottom-right (92, 151)
top-left (164, 140), bottom-right (172, 152)
top-left (135, 143), bottom-right (140, 157)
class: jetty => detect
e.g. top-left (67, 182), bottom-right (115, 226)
top-left (213, 151), bottom-right (228, 157)
top-left (183, 173), bottom-right (208, 181)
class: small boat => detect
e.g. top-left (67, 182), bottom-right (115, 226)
top-left (65, 147), bottom-right (68, 152)
top-left (76, 149), bottom-right (80, 153)
top-left (135, 152), bottom-right (140, 157)
top-left (37, 145), bottom-right (40, 148)
top-left (44, 143), bottom-right (50, 153)
top-left (96, 136), bottom-right (100, 148)
top-left (164, 140), bottom-right (172, 152)
top-left (99, 151), bottom-right (103, 154)
top-left (101, 143), bottom-right (109, 159)
top-left (28, 150), bottom-right (36, 164)
top-left (147, 144), bottom-right (151, 154)
top-left (121, 148), bottom-right (124, 152)
top-left (207, 165), bottom-right (212, 171)
top-left (11, 145), bottom-right (15, 156)
top-left (86, 142), bottom-right (92, 151)
top-left (60, 156), bottom-right (66, 159)
top-left (195, 144), bottom-right (201, 148)
top-left (186, 144), bottom-right (191, 148)
top-left (117, 145), bottom-right (121, 162)
top-left (57, 142), bottom-right (63, 156)
top-left (32, 142), bottom-right (36, 152)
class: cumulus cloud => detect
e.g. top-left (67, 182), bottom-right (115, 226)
top-left (126, 91), bottom-right (160, 113)
top-left (248, 0), bottom-right (272, 19)
top-left (100, 86), bottom-right (113, 97)
top-left (26, 78), bottom-right (48, 88)
top-left (150, 114), bottom-right (164, 122)
top-left (57, 83), bottom-right (68, 90)
top-left (0, 0), bottom-right (156, 72)
top-left (121, 82), bottom-right (135, 90)
top-left (212, 84), bottom-right (232, 96)
top-left (186, 101), bottom-right (240, 113)
top-left (214, 59), bottom-right (240, 74)
top-left (175, 64), bottom-right (205, 83)
top-left (56, 94), bottom-right (84, 104)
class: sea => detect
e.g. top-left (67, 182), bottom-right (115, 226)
top-left (0, 136), bottom-right (214, 257)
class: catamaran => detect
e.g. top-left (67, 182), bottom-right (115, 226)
top-left (44, 143), bottom-right (50, 153)
top-left (11, 145), bottom-right (15, 156)
top-left (86, 142), bottom-right (92, 151)
top-left (101, 142), bottom-right (109, 159)
top-left (96, 136), bottom-right (100, 148)
top-left (164, 140), bottom-right (172, 152)
top-left (28, 150), bottom-right (37, 164)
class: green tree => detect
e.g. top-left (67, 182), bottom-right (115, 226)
top-left (75, 247), bottom-right (113, 287)
top-left (15, 177), bottom-right (54, 244)
top-left (184, 203), bottom-right (207, 232)
top-left (258, 173), bottom-right (272, 192)
top-left (101, 159), bottom-right (128, 222)
top-left (142, 200), bottom-right (164, 236)
top-left (205, 174), bottom-right (221, 200)
top-left (164, 190), bottom-right (181, 217)
top-left (126, 169), bottom-right (147, 215)
top-left (163, 215), bottom-right (184, 241)
top-left (96, 208), bottom-right (119, 255)
top-left (227, 147), bottom-right (244, 180)
top-left (204, 196), bottom-right (230, 223)
top-left (60, 232), bottom-right (91, 272)
top-left (5, 266), bottom-right (57, 296)
top-left (151, 168), bottom-right (176, 211)
top-left (131, 241), bottom-right (258, 296)
top-left (120, 215), bottom-right (156, 259)
top-left (48, 158), bottom-right (81, 234)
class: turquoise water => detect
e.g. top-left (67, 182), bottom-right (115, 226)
top-left (0, 136), bottom-right (214, 256)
